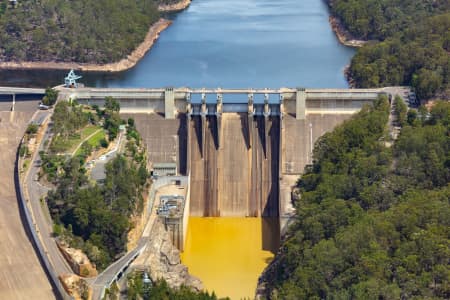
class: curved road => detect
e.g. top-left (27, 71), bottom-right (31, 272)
top-left (25, 115), bottom-right (74, 277)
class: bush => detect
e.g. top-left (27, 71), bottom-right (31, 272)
top-left (19, 145), bottom-right (28, 157)
top-left (42, 88), bottom-right (58, 106)
top-left (26, 123), bottom-right (38, 134)
top-left (394, 96), bottom-right (408, 126)
top-left (100, 138), bottom-right (109, 148)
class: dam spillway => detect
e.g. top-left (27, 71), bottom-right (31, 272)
top-left (189, 113), bottom-right (279, 217)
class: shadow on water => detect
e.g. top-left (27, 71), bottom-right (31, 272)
top-left (261, 217), bottom-right (280, 254)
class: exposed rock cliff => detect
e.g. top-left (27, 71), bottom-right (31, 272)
top-left (132, 220), bottom-right (202, 291)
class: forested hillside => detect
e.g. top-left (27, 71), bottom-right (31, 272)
top-left (328, 0), bottom-right (450, 100)
top-left (43, 99), bottom-right (149, 270)
top-left (262, 98), bottom-right (450, 299)
top-left (0, 0), bottom-right (162, 63)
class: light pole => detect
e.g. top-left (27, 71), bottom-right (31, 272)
top-left (309, 123), bottom-right (313, 164)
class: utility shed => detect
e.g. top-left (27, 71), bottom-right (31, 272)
top-left (153, 162), bottom-right (177, 177)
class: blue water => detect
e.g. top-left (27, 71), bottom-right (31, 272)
top-left (0, 0), bottom-right (355, 89)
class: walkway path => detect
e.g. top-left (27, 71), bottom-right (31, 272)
top-left (70, 128), bottom-right (103, 156)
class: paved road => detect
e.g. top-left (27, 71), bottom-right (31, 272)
top-left (25, 112), bottom-right (74, 277)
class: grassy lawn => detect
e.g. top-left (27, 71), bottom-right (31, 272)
top-left (51, 125), bottom-right (102, 153)
top-left (75, 130), bottom-right (106, 156)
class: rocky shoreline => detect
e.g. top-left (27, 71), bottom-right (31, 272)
top-left (0, 18), bottom-right (171, 72)
top-left (329, 16), bottom-right (366, 48)
top-left (159, 0), bottom-right (191, 12)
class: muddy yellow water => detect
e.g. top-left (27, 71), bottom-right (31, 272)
top-left (181, 217), bottom-right (278, 300)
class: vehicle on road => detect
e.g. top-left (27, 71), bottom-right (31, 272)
top-left (38, 103), bottom-right (50, 110)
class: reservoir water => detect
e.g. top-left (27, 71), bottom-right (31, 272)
top-left (0, 0), bottom-right (355, 89)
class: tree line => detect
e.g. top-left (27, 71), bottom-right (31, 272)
top-left (328, 0), bottom-right (450, 100)
top-left (0, 0), bottom-right (161, 63)
top-left (262, 98), bottom-right (450, 299)
top-left (43, 99), bottom-right (149, 270)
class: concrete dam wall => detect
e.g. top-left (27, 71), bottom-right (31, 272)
top-left (189, 113), bottom-right (279, 217)
top-left (74, 87), bottom-right (389, 219)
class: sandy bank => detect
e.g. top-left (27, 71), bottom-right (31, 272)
top-left (159, 0), bottom-right (191, 12)
top-left (329, 16), bottom-right (366, 48)
top-left (0, 18), bottom-right (172, 72)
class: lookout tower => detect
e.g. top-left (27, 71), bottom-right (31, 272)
top-left (64, 69), bottom-right (82, 88)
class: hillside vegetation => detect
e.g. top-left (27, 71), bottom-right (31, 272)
top-left (0, 0), bottom-right (162, 63)
top-left (329, 0), bottom-right (450, 99)
top-left (42, 99), bottom-right (149, 270)
top-left (126, 276), bottom-right (228, 300)
top-left (262, 98), bottom-right (450, 299)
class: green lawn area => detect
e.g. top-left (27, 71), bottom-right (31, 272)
top-left (51, 125), bottom-right (102, 153)
top-left (75, 130), bottom-right (106, 156)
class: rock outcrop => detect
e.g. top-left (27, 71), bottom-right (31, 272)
top-left (59, 274), bottom-right (92, 300)
top-left (159, 0), bottom-right (191, 12)
top-left (132, 220), bottom-right (202, 291)
top-left (57, 241), bottom-right (98, 278)
top-left (329, 16), bottom-right (367, 48)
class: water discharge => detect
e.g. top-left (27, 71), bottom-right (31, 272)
top-left (181, 217), bottom-right (279, 299)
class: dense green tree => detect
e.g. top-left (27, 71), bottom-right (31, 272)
top-left (104, 97), bottom-right (120, 113)
top-left (103, 97), bottom-right (121, 140)
top-left (126, 275), bottom-right (226, 300)
top-left (0, 0), bottom-right (160, 63)
top-left (262, 100), bottom-right (450, 299)
top-left (393, 95), bottom-right (407, 126)
top-left (328, 0), bottom-right (450, 99)
top-left (42, 87), bottom-right (58, 106)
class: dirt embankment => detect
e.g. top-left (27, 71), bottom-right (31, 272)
top-left (0, 18), bottom-right (171, 72)
top-left (159, 0), bottom-right (191, 12)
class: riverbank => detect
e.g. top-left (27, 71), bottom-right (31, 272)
top-left (159, 0), bottom-right (191, 12)
top-left (329, 16), bottom-right (366, 48)
top-left (0, 19), bottom-right (171, 73)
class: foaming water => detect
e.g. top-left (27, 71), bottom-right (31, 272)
top-left (181, 217), bottom-right (279, 299)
